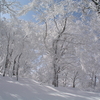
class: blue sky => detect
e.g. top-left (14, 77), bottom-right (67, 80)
top-left (1, 0), bottom-right (34, 21)
top-left (17, 0), bottom-right (35, 21)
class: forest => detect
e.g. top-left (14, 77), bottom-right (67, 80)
top-left (0, 0), bottom-right (100, 92)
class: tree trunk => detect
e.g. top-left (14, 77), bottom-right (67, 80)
top-left (3, 59), bottom-right (8, 77)
top-left (73, 78), bottom-right (75, 88)
top-left (3, 69), bottom-right (6, 77)
top-left (53, 73), bottom-right (58, 87)
top-left (53, 64), bottom-right (58, 87)
top-left (3, 33), bottom-right (10, 77)
top-left (16, 53), bottom-right (22, 81)
top-left (72, 71), bottom-right (78, 88)
top-left (94, 75), bottom-right (97, 87)
top-left (16, 65), bottom-right (19, 81)
top-left (12, 55), bottom-right (18, 76)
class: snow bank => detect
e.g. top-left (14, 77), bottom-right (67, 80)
top-left (0, 75), bottom-right (100, 100)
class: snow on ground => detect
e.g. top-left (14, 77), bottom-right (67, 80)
top-left (0, 75), bottom-right (100, 100)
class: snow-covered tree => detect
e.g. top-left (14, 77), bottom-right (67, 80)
top-left (0, 0), bottom-right (21, 17)
top-left (18, 0), bottom-right (100, 88)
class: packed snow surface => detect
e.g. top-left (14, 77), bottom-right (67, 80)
top-left (0, 75), bottom-right (100, 100)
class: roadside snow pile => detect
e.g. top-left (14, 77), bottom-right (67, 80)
top-left (0, 75), bottom-right (100, 100)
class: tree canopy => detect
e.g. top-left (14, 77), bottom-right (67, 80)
top-left (0, 0), bottom-right (100, 90)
